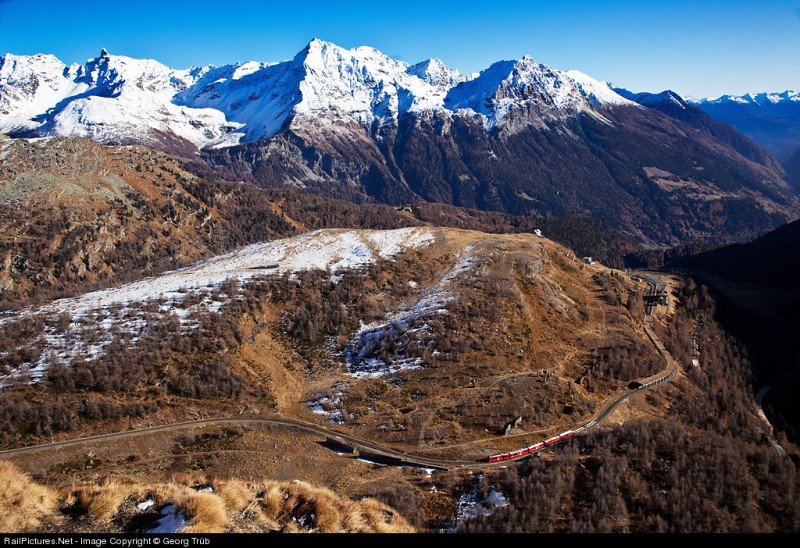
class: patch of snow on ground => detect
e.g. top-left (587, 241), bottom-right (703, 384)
top-left (307, 382), bottom-right (348, 424)
top-left (344, 245), bottom-right (478, 378)
top-left (441, 475), bottom-right (509, 533)
top-left (137, 498), bottom-right (154, 510)
top-left (367, 229), bottom-right (434, 259)
top-left (347, 355), bottom-right (424, 379)
top-left (356, 457), bottom-right (388, 467)
top-left (442, 245), bottom-right (477, 283)
top-left (148, 505), bottom-right (189, 534)
top-left (0, 228), bottom-right (434, 385)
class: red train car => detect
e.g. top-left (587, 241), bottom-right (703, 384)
top-left (544, 430), bottom-right (574, 447)
top-left (527, 441), bottom-right (545, 453)
top-left (486, 430), bottom-right (575, 462)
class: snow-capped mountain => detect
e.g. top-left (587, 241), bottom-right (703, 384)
top-left (442, 57), bottom-right (636, 132)
top-left (1, 40), bottom-right (798, 244)
top-left (695, 90), bottom-right (800, 107)
top-left (687, 90), bottom-right (800, 162)
top-left (1, 39), bottom-right (634, 151)
top-left (0, 53), bottom-right (85, 134)
top-left (173, 39), bottom-right (473, 141)
top-left (0, 49), bottom-right (244, 152)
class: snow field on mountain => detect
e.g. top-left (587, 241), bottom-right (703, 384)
top-left (1, 40), bottom-right (633, 150)
top-left (343, 245), bottom-right (477, 378)
top-left (23, 227), bottom-right (433, 321)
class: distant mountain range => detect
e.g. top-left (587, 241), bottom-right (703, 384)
top-left (1, 40), bottom-right (798, 244)
top-left (688, 91), bottom-right (800, 163)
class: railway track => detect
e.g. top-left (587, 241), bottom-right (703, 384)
top-left (0, 274), bottom-right (680, 471)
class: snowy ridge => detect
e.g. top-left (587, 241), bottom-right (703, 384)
top-left (565, 70), bottom-right (637, 108)
top-left (20, 227), bottom-right (433, 320)
top-left (0, 228), bottom-right (435, 385)
top-left (693, 90), bottom-right (800, 106)
top-left (2, 40), bottom-right (638, 149)
top-left (614, 88), bottom-right (688, 111)
top-left (175, 39), bottom-right (472, 137)
top-left (0, 54), bottom-right (87, 134)
top-left (407, 58), bottom-right (466, 90)
top-left (0, 50), bottom-right (243, 148)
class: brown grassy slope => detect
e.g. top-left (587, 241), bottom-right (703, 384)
top-left (0, 460), bottom-right (413, 533)
top-left (230, 228), bottom-right (662, 456)
top-left (0, 137), bottom-right (288, 307)
top-left (0, 226), bottom-right (660, 456)
top-left (0, 135), bottom-right (650, 311)
top-left (0, 137), bottom-right (427, 309)
top-left (0, 460), bottom-right (59, 532)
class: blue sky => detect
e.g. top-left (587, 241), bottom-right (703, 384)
top-left (1, 0), bottom-right (798, 98)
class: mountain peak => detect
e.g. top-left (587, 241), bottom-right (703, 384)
top-left (304, 37), bottom-right (331, 51)
top-left (407, 58), bottom-right (465, 89)
top-left (301, 38), bottom-right (348, 59)
top-left (2, 42), bottom-right (641, 149)
top-left (613, 87), bottom-right (683, 110)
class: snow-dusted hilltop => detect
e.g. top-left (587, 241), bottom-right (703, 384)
top-left (0, 39), bottom-right (633, 151)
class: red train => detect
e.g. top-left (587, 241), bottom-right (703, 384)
top-left (486, 430), bottom-right (574, 463)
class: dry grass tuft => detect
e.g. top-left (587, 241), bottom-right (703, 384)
top-left (72, 478), bottom-right (127, 522)
top-left (0, 460), bottom-right (59, 532)
top-left (314, 491), bottom-right (343, 533)
top-left (254, 479), bottom-right (414, 533)
top-left (217, 479), bottom-right (251, 512)
top-left (259, 482), bottom-right (286, 518)
top-left (179, 492), bottom-right (228, 533)
top-left (360, 497), bottom-right (415, 533)
top-left (341, 501), bottom-right (369, 533)
top-left (0, 465), bottom-right (413, 534)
